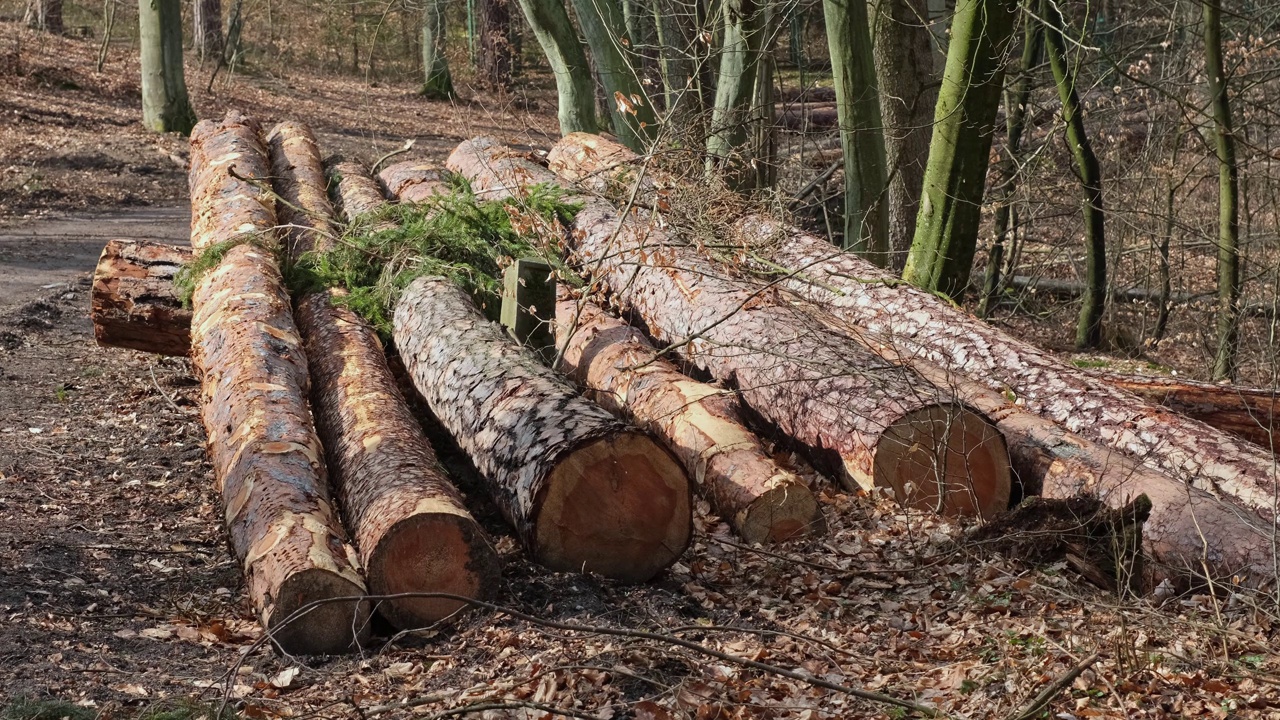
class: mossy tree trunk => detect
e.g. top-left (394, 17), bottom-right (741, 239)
top-left (139, 0), bottom-right (197, 135)
top-left (569, 0), bottom-right (656, 150)
top-left (515, 0), bottom-right (599, 135)
top-left (1043, 0), bottom-right (1106, 350)
top-left (823, 0), bottom-right (888, 262)
top-left (706, 0), bottom-right (776, 189)
top-left (901, 0), bottom-right (1020, 298)
top-left (1204, 0), bottom-right (1240, 381)
top-left (422, 0), bottom-right (455, 99)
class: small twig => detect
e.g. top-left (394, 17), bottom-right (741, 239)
top-left (788, 160), bottom-right (842, 210)
top-left (148, 362), bottom-right (188, 415)
top-left (1008, 652), bottom-right (1101, 720)
top-left (371, 140), bottom-right (416, 174)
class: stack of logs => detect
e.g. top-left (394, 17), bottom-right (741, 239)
top-left (91, 114), bottom-right (1280, 653)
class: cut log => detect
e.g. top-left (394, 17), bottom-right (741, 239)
top-left (775, 102), bottom-right (839, 131)
top-left (91, 239), bottom-right (193, 357)
top-left (446, 137), bottom-right (552, 201)
top-left (547, 131), bottom-right (669, 204)
top-left (1098, 373), bottom-right (1277, 453)
top-left (187, 111), bottom-right (369, 654)
top-left (1005, 275), bottom-right (1275, 318)
top-left (394, 276), bottom-right (692, 581)
top-left (555, 295), bottom-right (823, 543)
top-left (326, 159), bottom-right (392, 220)
top-left (379, 161), bottom-right (449, 204)
top-left (466, 137), bottom-right (1013, 520)
top-left (268, 121), bottom-right (500, 629)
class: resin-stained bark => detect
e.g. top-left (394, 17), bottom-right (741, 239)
top-left (188, 111), bottom-right (368, 655)
top-left (394, 276), bottom-right (692, 582)
top-left (556, 296), bottom-right (822, 543)
top-left (91, 239), bottom-right (193, 356)
top-left (378, 161), bottom-right (449, 204)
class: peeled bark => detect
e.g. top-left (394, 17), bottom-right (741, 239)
top-left (379, 161), bottom-right (449, 204)
top-left (1099, 374), bottom-right (1277, 454)
top-left (187, 112), bottom-right (369, 654)
top-left (471, 135), bottom-right (1013, 518)
top-left (394, 276), bottom-right (692, 581)
top-left (91, 239), bottom-right (193, 357)
top-left (268, 121), bottom-right (500, 629)
top-left (731, 219), bottom-right (1280, 526)
top-left (325, 159), bottom-right (390, 220)
top-left (556, 296), bottom-right (823, 543)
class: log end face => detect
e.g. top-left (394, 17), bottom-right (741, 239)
top-left (736, 480), bottom-right (824, 544)
top-left (265, 569), bottom-right (371, 656)
top-left (366, 513), bottom-right (501, 630)
top-left (874, 404), bottom-right (1012, 521)
top-left (534, 432), bottom-right (692, 583)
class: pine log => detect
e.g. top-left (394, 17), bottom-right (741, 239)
top-left (555, 295), bottom-right (823, 543)
top-left (326, 159), bottom-right (391, 220)
top-left (187, 111), bottom-right (369, 654)
top-left (268, 121), bottom-right (500, 629)
top-left (91, 239), bottom-right (193, 356)
top-left (1097, 373), bottom-right (1277, 453)
top-left (463, 137), bottom-right (1013, 520)
top-left (394, 276), bottom-right (692, 581)
top-left (445, 137), bottom-right (551, 201)
top-left (379, 161), bottom-right (449, 203)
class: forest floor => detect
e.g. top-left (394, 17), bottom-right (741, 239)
top-left (3, 20), bottom-right (1280, 720)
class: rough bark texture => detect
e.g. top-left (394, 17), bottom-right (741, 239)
top-left (446, 137), bottom-right (551, 201)
top-left (91, 239), bottom-right (192, 357)
top-left (477, 0), bottom-right (515, 89)
top-left (378, 161), bottom-right (449, 204)
top-left (268, 122), bottom-right (499, 629)
top-left (187, 112), bottom-right (369, 654)
top-left (731, 218), bottom-right (1280, 564)
top-left (325, 159), bottom-right (390, 220)
top-left (1099, 374), bottom-right (1278, 454)
top-left (480, 135), bottom-right (1013, 519)
top-left (547, 132), bottom-right (669, 203)
top-left (556, 296), bottom-right (823, 543)
top-left (296, 292), bottom-right (501, 628)
top-left (394, 276), bottom-right (692, 581)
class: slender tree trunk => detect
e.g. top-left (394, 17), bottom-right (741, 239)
top-left (1204, 0), bottom-right (1240, 381)
top-left (97, 0), bottom-right (118, 72)
top-left (513, 0), bottom-right (598, 134)
top-left (422, 0), bottom-right (455, 98)
top-left (706, 0), bottom-right (775, 189)
top-left (569, 0), bottom-right (657, 149)
top-left (477, 0), bottom-right (515, 88)
top-left (823, 0), bottom-right (888, 262)
top-left (652, 0), bottom-right (704, 128)
top-left (1043, 0), bottom-right (1106, 350)
top-left (193, 0), bottom-right (224, 63)
top-left (749, 46), bottom-right (777, 189)
top-left (1153, 123), bottom-right (1183, 344)
top-left (872, 0), bottom-right (936, 270)
top-left (979, 5), bottom-right (1041, 318)
top-left (901, 0), bottom-right (1020, 298)
top-left (138, 0), bottom-right (197, 135)
top-left (28, 0), bottom-right (63, 33)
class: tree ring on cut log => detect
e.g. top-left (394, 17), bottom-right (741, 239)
top-left (874, 404), bottom-right (1011, 520)
top-left (534, 432), bottom-right (692, 582)
top-left (266, 568), bottom-right (370, 655)
top-left (738, 483), bottom-right (823, 544)
top-left (365, 513), bottom-right (500, 629)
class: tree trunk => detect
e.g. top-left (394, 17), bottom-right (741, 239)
top-left (139, 0), bottom-right (197, 134)
top-left (378, 161), bottom-right (449, 204)
top-left (1204, 0), bottom-right (1240, 381)
top-left (731, 217), bottom-right (1280, 526)
top-left (872, 0), bottom-right (937, 271)
top-left (326, 159), bottom-right (392, 219)
top-left (1099, 373), bottom-right (1277, 454)
top-left (187, 112), bottom-right (369, 654)
top-left (555, 296), bottom-right (822, 543)
top-left (1043, 0), bottom-right (1106, 350)
top-left (267, 122), bottom-right (500, 629)
top-left (91, 239), bottom-right (193, 357)
top-left (901, 0), bottom-right (1020, 298)
top-left (822, 0), bottom-right (888, 261)
top-left (393, 276), bottom-right (691, 582)
top-left (705, 0), bottom-right (775, 190)
top-left (512, 0), bottom-right (598, 135)
top-left (569, 0), bottom-right (656, 150)
top-left (193, 0), bottom-right (224, 63)
top-left (979, 6), bottom-right (1042, 318)
top-left (422, 0), bottom-right (455, 99)
top-left (729, 216), bottom-right (1279, 586)
top-left (477, 0), bottom-right (515, 88)
top-left (652, 0), bottom-right (703, 128)
top-left (29, 0), bottom-right (63, 33)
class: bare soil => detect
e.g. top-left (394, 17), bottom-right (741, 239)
top-left (2, 20), bottom-right (1279, 720)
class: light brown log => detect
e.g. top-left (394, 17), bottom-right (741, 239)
top-left (1097, 373), bottom-right (1277, 454)
top-left (187, 111), bottom-right (369, 654)
top-left (555, 295), bottom-right (823, 543)
top-left (268, 121), bottom-right (500, 629)
top-left (463, 137), bottom-right (1013, 520)
top-left (547, 132), bottom-right (670, 205)
top-left (91, 239), bottom-right (193, 357)
top-left (394, 276), bottom-right (692, 581)
top-left (326, 159), bottom-right (391, 219)
top-left (445, 137), bottom-right (552, 201)
top-left (379, 161), bottom-right (449, 204)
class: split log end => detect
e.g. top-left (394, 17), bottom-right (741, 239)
top-left (266, 567), bottom-right (371, 655)
top-left (536, 431), bottom-right (692, 582)
top-left (736, 479), bottom-right (824, 544)
top-left (91, 239), bottom-right (193, 357)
